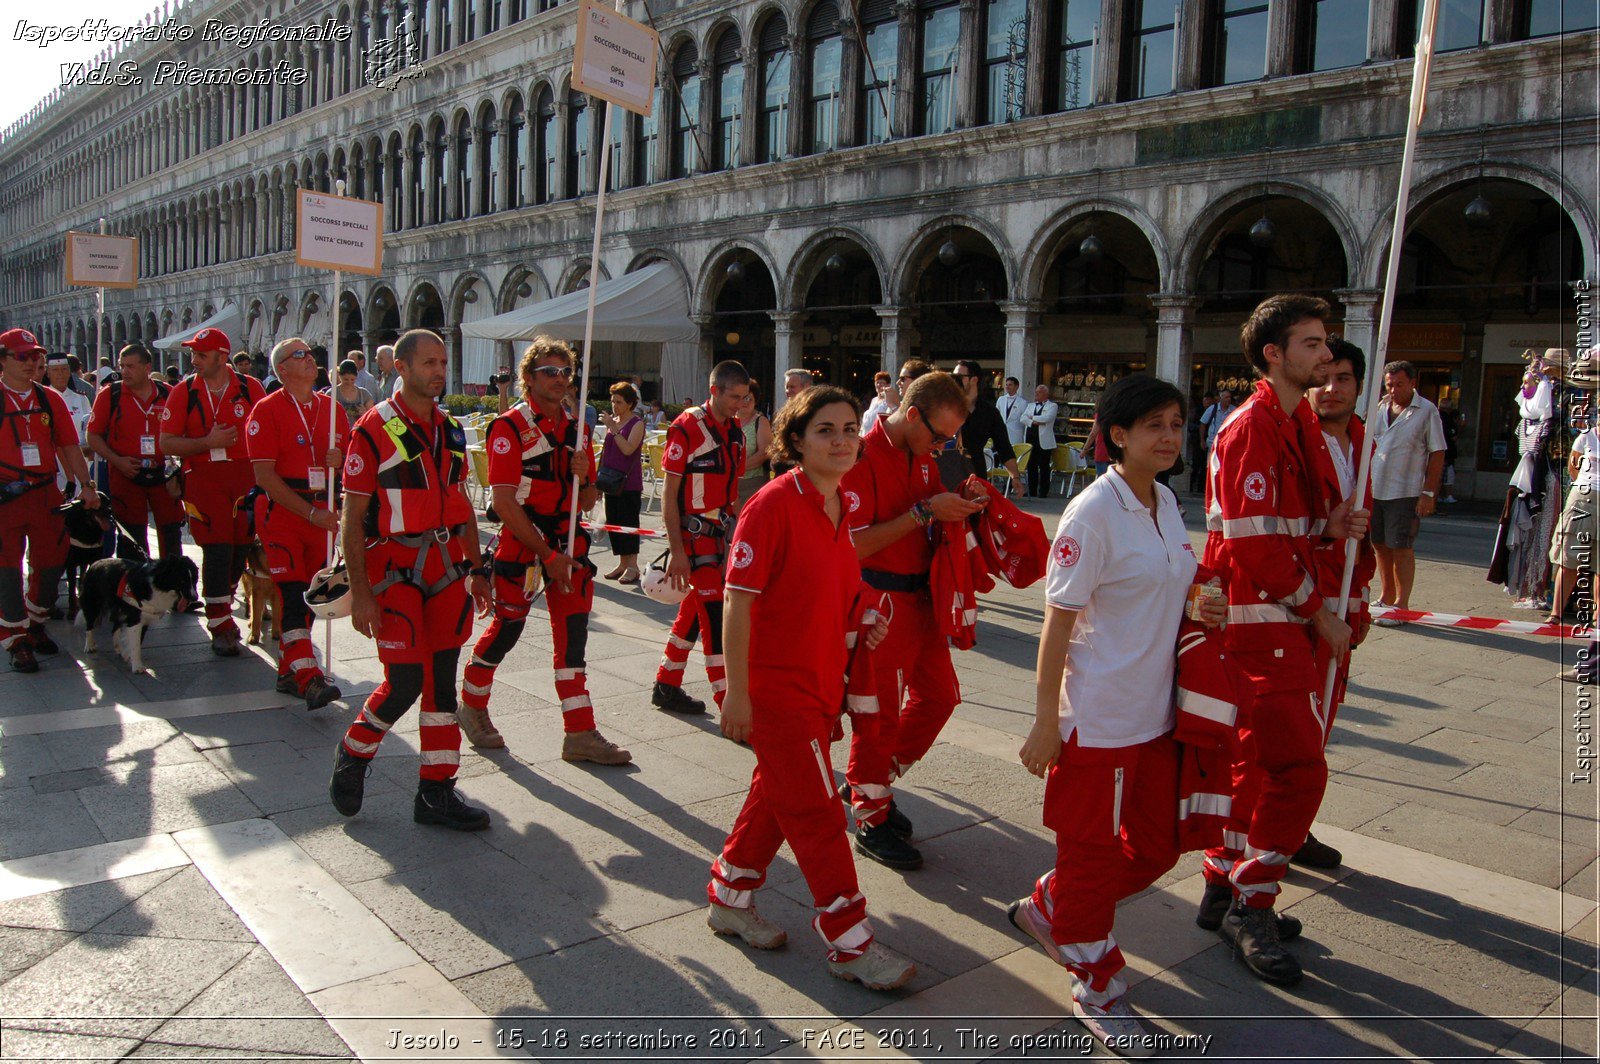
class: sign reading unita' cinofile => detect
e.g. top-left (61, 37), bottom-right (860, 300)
top-left (294, 189), bottom-right (384, 276)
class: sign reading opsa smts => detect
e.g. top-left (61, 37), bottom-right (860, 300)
top-left (572, 0), bottom-right (658, 116)
top-left (294, 189), bottom-right (384, 276)
top-left (65, 232), bottom-right (139, 289)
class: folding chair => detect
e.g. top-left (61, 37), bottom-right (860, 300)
top-left (989, 443), bottom-right (1031, 496)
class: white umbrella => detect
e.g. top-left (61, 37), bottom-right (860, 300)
top-left (152, 300), bottom-right (243, 350)
top-left (459, 263), bottom-right (696, 343)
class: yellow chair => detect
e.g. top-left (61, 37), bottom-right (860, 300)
top-left (643, 441), bottom-right (666, 510)
top-left (989, 443), bottom-right (1031, 496)
top-left (468, 446), bottom-right (492, 510)
top-left (1055, 444), bottom-right (1091, 498)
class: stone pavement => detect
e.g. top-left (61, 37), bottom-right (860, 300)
top-left (0, 492), bottom-right (1594, 1062)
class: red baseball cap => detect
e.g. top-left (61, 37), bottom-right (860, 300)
top-left (0, 328), bottom-right (47, 358)
top-left (181, 327), bottom-right (231, 354)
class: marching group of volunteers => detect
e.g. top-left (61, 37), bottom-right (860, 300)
top-left (0, 290), bottom-right (1380, 1056)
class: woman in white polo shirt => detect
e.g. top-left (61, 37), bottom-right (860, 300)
top-left (1007, 374), bottom-right (1225, 1057)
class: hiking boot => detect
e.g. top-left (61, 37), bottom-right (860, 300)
top-left (1291, 832), bottom-right (1342, 870)
top-left (837, 783), bottom-right (914, 838)
top-left (1222, 901), bottom-right (1303, 987)
top-left (329, 746), bottom-right (371, 817)
top-left (1006, 895), bottom-right (1063, 965)
top-left (28, 625), bottom-right (58, 655)
top-left (562, 728), bottom-right (632, 766)
top-left (707, 903), bottom-right (787, 949)
top-left (414, 777), bottom-right (491, 831)
top-left (651, 681), bottom-right (706, 715)
top-left (9, 642), bottom-right (39, 674)
top-left (828, 942), bottom-right (916, 991)
top-left (457, 706), bottom-right (506, 749)
top-left (210, 629), bottom-right (242, 657)
top-left (1200, 879), bottom-right (1301, 940)
top-left (302, 676), bottom-right (342, 711)
top-left (1072, 996), bottom-right (1156, 1059)
top-left (854, 822), bottom-right (923, 871)
top-left (275, 673), bottom-right (298, 695)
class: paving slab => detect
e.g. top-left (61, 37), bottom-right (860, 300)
top-left (146, 945), bottom-right (354, 1058)
top-left (75, 758), bottom-right (261, 842)
top-left (0, 789), bottom-right (107, 861)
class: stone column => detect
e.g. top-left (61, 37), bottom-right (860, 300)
top-left (1485, 0), bottom-right (1520, 43)
top-left (1093, 0), bottom-right (1124, 104)
top-left (771, 310), bottom-right (802, 377)
top-left (1335, 288), bottom-right (1383, 409)
top-left (894, 0), bottom-right (918, 137)
top-left (1024, 0), bottom-right (1049, 115)
top-left (494, 119), bottom-right (512, 210)
top-left (877, 305), bottom-right (913, 375)
top-left (437, 325), bottom-right (459, 394)
top-left (696, 57), bottom-right (717, 173)
top-left (956, 0), bottom-right (982, 127)
top-left (786, 33), bottom-right (807, 158)
top-left (1000, 300), bottom-right (1043, 392)
top-left (739, 45), bottom-right (761, 166)
top-left (554, 95), bottom-right (572, 197)
top-left (1149, 295), bottom-right (1198, 391)
top-left (1177, 0), bottom-right (1208, 89)
top-left (1266, 0), bottom-right (1304, 77)
top-left (839, 16), bottom-right (864, 145)
top-left (470, 127), bottom-right (488, 216)
top-left (1368, 0), bottom-right (1402, 61)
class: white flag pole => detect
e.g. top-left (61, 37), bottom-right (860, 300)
top-left (94, 217), bottom-right (107, 485)
top-left (326, 180), bottom-right (345, 675)
top-left (1323, 0), bottom-right (1442, 713)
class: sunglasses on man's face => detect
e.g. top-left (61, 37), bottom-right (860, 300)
top-left (6, 352), bottom-right (43, 364)
top-left (282, 349), bottom-right (313, 363)
top-left (535, 365), bottom-right (573, 379)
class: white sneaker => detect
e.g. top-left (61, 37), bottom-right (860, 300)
top-left (1007, 895), bottom-right (1065, 965)
top-left (706, 903), bottom-right (787, 949)
top-left (1072, 996), bottom-right (1157, 1058)
top-left (827, 941), bottom-right (916, 990)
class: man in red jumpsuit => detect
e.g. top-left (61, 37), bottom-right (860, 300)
top-left (457, 337), bottom-right (630, 765)
top-left (841, 371), bottom-right (984, 870)
top-left (160, 327), bottom-right (265, 656)
top-left (651, 361), bottom-right (748, 716)
top-left (328, 329), bottom-right (495, 831)
top-left (0, 329), bottom-right (98, 672)
top-left (86, 344), bottom-right (184, 560)
top-left (247, 337), bottom-right (349, 710)
top-left (1196, 295), bottom-right (1368, 987)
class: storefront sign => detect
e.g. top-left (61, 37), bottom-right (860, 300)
top-left (572, 0), bottom-right (658, 116)
top-left (1482, 323), bottom-right (1577, 364)
top-left (65, 232), bottom-right (138, 289)
top-left (1387, 322), bottom-right (1463, 360)
top-left (295, 189), bottom-right (384, 276)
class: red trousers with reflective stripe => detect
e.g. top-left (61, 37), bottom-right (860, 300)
top-left (341, 653), bottom-right (461, 781)
top-left (1203, 682), bottom-right (1330, 908)
top-left (845, 588), bottom-right (960, 826)
top-left (709, 703), bottom-right (871, 960)
top-left (655, 534), bottom-right (727, 705)
top-left (366, 541), bottom-right (473, 665)
top-left (463, 534), bottom-right (595, 734)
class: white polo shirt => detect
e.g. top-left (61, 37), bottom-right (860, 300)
top-left (1372, 391), bottom-right (1446, 501)
top-left (1044, 469), bottom-right (1196, 748)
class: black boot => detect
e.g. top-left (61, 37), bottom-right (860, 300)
top-left (854, 822), bottom-right (923, 870)
top-left (1222, 901), bottom-right (1303, 987)
top-left (1290, 832), bottom-right (1342, 870)
top-left (1201, 879), bottom-right (1302, 940)
top-left (329, 747), bottom-right (370, 817)
top-left (651, 681), bottom-right (706, 715)
top-left (414, 777), bottom-right (491, 831)
top-left (28, 625), bottom-right (58, 655)
top-left (837, 783), bottom-right (914, 838)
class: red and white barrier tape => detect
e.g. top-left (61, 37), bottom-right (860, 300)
top-left (1371, 605), bottom-right (1592, 639)
top-left (582, 521), bottom-right (665, 538)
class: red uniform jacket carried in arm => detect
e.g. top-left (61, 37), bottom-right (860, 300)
top-left (1173, 568), bottom-right (1247, 852)
top-left (1203, 378), bottom-right (1330, 688)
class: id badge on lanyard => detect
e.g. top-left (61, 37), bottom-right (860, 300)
top-left (308, 468), bottom-right (327, 491)
top-left (20, 443), bottom-right (41, 468)
top-left (140, 435), bottom-right (157, 457)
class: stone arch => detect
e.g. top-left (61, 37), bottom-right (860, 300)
top-left (1177, 180), bottom-right (1362, 294)
top-left (891, 213), bottom-right (1016, 305)
top-left (558, 258), bottom-right (611, 294)
top-left (1020, 198), bottom-right (1173, 300)
top-left (695, 238), bottom-right (783, 317)
top-left (784, 225), bottom-right (891, 310)
top-left (496, 265), bottom-right (552, 312)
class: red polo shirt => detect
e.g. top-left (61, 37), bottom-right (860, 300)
top-left (842, 421), bottom-right (942, 576)
top-left (86, 381), bottom-right (169, 463)
top-left (245, 390), bottom-right (350, 486)
top-left (161, 370), bottom-right (265, 468)
top-left (725, 469), bottom-right (861, 712)
top-left (0, 382), bottom-right (76, 476)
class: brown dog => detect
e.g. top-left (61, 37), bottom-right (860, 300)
top-left (241, 541), bottom-right (281, 646)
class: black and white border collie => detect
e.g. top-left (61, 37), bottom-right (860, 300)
top-left (80, 556), bottom-right (200, 674)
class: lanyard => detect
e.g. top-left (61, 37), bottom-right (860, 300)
top-left (199, 376), bottom-right (226, 432)
top-left (3, 384), bottom-right (38, 445)
top-left (124, 386), bottom-right (157, 432)
top-left (289, 393), bottom-right (323, 463)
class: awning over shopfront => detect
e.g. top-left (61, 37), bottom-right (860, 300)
top-left (459, 263), bottom-right (696, 343)
top-left (152, 301), bottom-right (242, 350)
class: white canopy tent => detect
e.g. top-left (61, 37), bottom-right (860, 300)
top-left (152, 301), bottom-right (243, 351)
top-left (459, 263), bottom-right (697, 344)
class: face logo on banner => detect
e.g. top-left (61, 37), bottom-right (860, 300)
top-left (345, 452), bottom-right (365, 478)
top-left (731, 541), bottom-right (754, 569)
top-left (492, 435), bottom-right (512, 455)
top-left (666, 441), bottom-right (684, 463)
top-left (1244, 472), bottom-right (1267, 501)
top-left (1054, 535), bottom-right (1080, 568)
top-left (844, 490), bottom-right (860, 513)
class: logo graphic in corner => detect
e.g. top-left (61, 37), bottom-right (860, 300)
top-left (1243, 472), bottom-right (1268, 501)
top-left (731, 541), bottom-right (755, 570)
top-left (1054, 535), bottom-right (1081, 568)
top-left (344, 452), bottom-right (365, 478)
top-left (492, 435), bottom-right (512, 455)
top-left (844, 490), bottom-right (861, 513)
top-left (666, 441), bottom-right (684, 463)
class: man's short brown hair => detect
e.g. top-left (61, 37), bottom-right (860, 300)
top-left (898, 359), bottom-right (932, 381)
top-left (901, 370), bottom-right (966, 418)
top-left (518, 336), bottom-right (576, 380)
top-left (1240, 294), bottom-right (1332, 374)
top-left (394, 328), bottom-right (444, 365)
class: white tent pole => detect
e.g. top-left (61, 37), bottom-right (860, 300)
top-left (1323, 0), bottom-right (1441, 714)
top-left (566, 89), bottom-right (616, 556)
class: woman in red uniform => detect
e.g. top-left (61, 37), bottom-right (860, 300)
top-left (1011, 375), bottom-right (1226, 1057)
top-left (706, 385), bottom-right (916, 992)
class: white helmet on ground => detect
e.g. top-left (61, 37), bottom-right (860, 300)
top-left (641, 553), bottom-right (687, 605)
top-left (304, 563), bottom-right (352, 619)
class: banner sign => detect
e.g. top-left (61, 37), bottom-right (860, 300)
top-left (65, 232), bottom-right (138, 289)
top-left (572, 0), bottom-right (658, 116)
top-left (295, 189), bottom-right (384, 276)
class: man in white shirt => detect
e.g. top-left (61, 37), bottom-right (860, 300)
top-left (1201, 388), bottom-right (1235, 450)
top-left (996, 376), bottom-right (1028, 446)
top-left (45, 356), bottom-right (93, 493)
top-left (1549, 416), bottom-right (1600, 626)
top-left (861, 372), bottom-right (894, 433)
top-left (1370, 360), bottom-right (1446, 621)
top-left (1023, 385), bottom-right (1059, 497)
